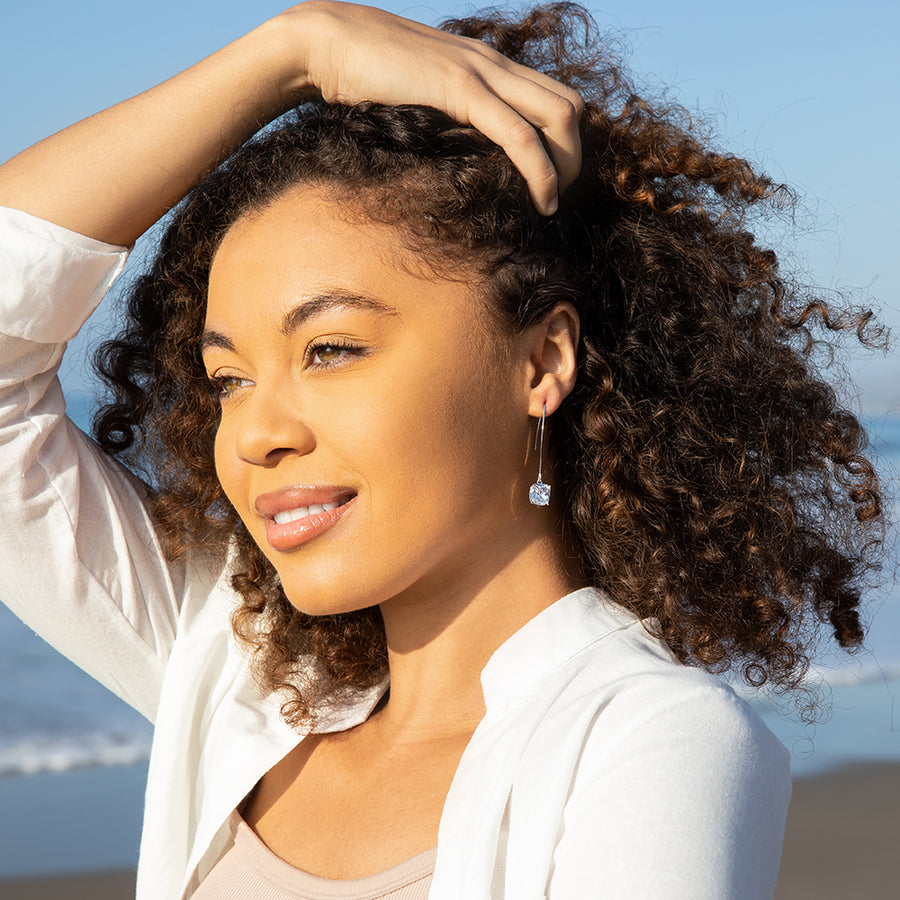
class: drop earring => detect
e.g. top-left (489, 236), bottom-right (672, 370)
top-left (529, 403), bottom-right (551, 506)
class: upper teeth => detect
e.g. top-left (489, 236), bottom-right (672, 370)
top-left (273, 502), bottom-right (340, 525)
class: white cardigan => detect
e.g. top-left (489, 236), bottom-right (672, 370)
top-left (0, 206), bottom-right (790, 899)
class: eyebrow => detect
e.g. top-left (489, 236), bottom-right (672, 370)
top-left (200, 291), bottom-right (398, 353)
top-left (280, 291), bottom-right (398, 335)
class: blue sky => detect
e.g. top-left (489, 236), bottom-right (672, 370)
top-left (3, 0), bottom-right (898, 417)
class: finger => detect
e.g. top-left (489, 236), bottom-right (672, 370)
top-left (463, 88), bottom-right (561, 215)
top-left (456, 46), bottom-right (584, 197)
top-left (460, 35), bottom-right (583, 110)
top-left (510, 82), bottom-right (583, 193)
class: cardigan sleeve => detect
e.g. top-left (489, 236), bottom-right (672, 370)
top-left (0, 206), bottom-right (192, 722)
top-left (549, 681), bottom-right (791, 899)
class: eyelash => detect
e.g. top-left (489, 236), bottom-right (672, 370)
top-left (208, 374), bottom-right (250, 399)
top-left (206, 340), bottom-right (365, 400)
top-left (305, 338), bottom-right (366, 368)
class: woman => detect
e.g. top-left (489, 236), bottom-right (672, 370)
top-left (0, 2), bottom-right (883, 898)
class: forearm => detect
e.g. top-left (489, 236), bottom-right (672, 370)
top-left (0, 13), bottom-right (310, 246)
top-left (0, 1), bottom-right (582, 246)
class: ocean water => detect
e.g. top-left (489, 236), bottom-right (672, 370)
top-left (0, 403), bottom-right (898, 875)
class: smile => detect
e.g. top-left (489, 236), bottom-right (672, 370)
top-left (273, 500), bottom-right (343, 525)
top-left (256, 489), bottom-right (357, 552)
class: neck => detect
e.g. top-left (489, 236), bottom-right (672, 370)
top-left (372, 527), bottom-right (585, 740)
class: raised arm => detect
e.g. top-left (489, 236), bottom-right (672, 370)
top-left (0, 1), bottom-right (582, 244)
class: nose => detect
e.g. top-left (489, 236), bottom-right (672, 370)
top-left (232, 387), bottom-right (316, 467)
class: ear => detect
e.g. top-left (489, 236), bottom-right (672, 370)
top-left (523, 302), bottom-right (580, 417)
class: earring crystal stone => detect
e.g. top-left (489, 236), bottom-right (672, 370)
top-left (529, 478), bottom-right (551, 506)
top-left (529, 404), bottom-right (551, 506)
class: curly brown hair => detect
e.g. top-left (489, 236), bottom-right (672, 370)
top-left (93, 2), bottom-right (885, 726)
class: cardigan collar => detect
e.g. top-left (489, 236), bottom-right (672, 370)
top-left (479, 587), bottom-right (639, 711)
top-left (308, 587), bottom-right (638, 727)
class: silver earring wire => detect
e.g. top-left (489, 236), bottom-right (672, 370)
top-left (529, 403), bottom-right (551, 506)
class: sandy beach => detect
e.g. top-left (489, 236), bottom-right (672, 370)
top-left (0, 871), bottom-right (136, 900)
top-left (0, 761), bottom-right (896, 899)
top-left (775, 761), bottom-right (899, 899)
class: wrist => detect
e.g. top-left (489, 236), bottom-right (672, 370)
top-left (265, 1), bottom-right (344, 104)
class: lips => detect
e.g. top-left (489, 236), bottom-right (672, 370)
top-left (255, 486), bottom-right (357, 552)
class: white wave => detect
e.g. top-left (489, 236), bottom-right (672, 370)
top-left (729, 659), bottom-right (900, 700)
top-left (0, 731), bottom-right (152, 778)
top-left (803, 661), bottom-right (900, 688)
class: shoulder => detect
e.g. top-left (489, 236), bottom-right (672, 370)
top-left (544, 609), bottom-right (791, 898)
top-left (564, 609), bottom-right (788, 778)
top-left (498, 587), bottom-right (787, 775)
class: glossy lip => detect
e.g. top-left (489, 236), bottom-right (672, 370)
top-left (255, 485), bottom-right (357, 553)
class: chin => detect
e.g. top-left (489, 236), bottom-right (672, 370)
top-left (277, 574), bottom-right (379, 618)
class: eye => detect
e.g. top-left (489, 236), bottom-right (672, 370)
top-left (209, 374), bottom-right (253, 399)
top-left (307, 339), bottom-right (364, 367)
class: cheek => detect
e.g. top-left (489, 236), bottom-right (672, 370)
top-left (212, 425), bottom-right (244, 512)
top-left (366, 359), bottom-right (518, 504)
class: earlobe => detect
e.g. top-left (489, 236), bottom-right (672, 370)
top-left (526, 302), bottom-right (580, 417)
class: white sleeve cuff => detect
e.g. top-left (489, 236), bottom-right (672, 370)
top-left (0, 205), bottom-right (129, 343)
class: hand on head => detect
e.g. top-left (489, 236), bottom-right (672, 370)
top-left (282, 1), bottom-right (584, 214)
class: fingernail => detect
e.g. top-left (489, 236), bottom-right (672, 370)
top-left (543, 195), bottom-right (558, 216)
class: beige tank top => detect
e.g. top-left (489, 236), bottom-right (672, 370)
top-left (193, 811), bottom-right (435, 900)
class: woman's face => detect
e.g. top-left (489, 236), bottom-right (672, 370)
top-left (203, 186), bottom-right (537, 616)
